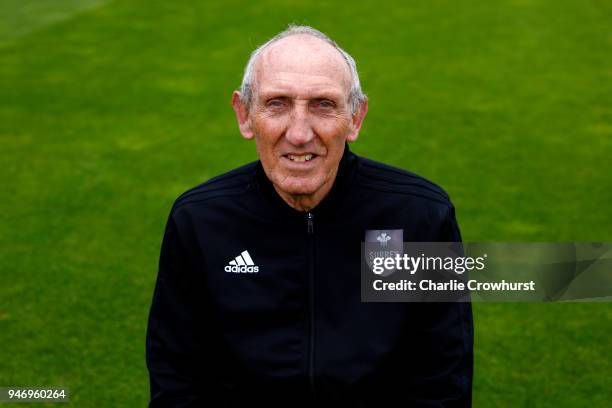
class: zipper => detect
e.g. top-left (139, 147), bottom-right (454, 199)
top-left (306, 211), bottom-right (316, 399)
top-left (307, 212), bottom-right (314, 235)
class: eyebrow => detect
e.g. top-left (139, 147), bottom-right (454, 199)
top-left (258, 90), bottom-right (345, 101)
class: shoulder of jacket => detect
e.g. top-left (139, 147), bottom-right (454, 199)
top-left (171, 161), bottom-right (258, 213)
top-left (354, 155), bottom-right (452, 207)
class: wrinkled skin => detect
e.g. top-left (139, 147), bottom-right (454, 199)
top-left (232, 34), bottom-right (368, 211)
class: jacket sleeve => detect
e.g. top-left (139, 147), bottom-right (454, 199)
top-left (405, 204), bottom-right (474, 408)
top-left (146, 210), bottom-right (206, 407)
top-left (439, 204), bottom-right (463, 242)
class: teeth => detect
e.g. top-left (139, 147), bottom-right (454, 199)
top-left (288, 154), bottom-right (313, 162)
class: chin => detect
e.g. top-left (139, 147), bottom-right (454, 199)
top-left (276, 178), bottom-right (321, 197)
top-left (280, 185), bottom-right (318, 196)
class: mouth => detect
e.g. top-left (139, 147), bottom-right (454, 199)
top-left (283, 153), bottom-right (318, 163)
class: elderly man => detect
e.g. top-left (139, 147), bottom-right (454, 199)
top-left (146, 26), bottom-right (473, 407)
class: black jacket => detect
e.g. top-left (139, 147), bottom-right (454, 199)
top-left (146, 146), bottom-right (473, 407)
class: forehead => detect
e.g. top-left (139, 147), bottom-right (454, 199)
top-left (254, 35), bottom-right (351, 98)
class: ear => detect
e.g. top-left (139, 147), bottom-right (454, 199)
top-left (232, 91), bottom-right (254, 140)
top-left (346, 98), bottom-right (368, 142)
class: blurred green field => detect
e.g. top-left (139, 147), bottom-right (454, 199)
top-left (1, 0), bottom-right (610, 406)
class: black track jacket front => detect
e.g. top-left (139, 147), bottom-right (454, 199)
top-left (146, 146), bottom-right (474, 407)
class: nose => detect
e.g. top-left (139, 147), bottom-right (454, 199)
top-left (284, 103), bottom-right (315, 145)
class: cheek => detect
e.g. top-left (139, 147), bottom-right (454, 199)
top-left (312, 128), bottom-right (350, 155)
top-left (253, 116), bottom-right (287, 140)
top-left (313, 116), bottom-right (351, 138)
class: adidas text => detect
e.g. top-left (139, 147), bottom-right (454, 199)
top-left (224, 265), bottom-right (259, 273)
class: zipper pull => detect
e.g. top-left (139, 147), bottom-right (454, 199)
top-left (307, 212), bottom-right (314, 235)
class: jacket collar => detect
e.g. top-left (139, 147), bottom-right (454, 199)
top-left (254, 143), bottom-right (358, 222)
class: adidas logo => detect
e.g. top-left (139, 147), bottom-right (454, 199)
top-left (224, 250), bottom-right (259, 273)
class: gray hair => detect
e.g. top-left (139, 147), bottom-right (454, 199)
top-left (239, 25), bottom-right (366, 115)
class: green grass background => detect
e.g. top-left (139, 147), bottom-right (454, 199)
top-left (1, 0), bottom-right (610, 406)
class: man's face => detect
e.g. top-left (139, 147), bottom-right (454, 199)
top-left (233, 35), bottom-right (367, 207)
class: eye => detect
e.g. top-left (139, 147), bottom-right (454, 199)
top-left (312, 99), bottom-right (336, 109)
top-left (266, 98), bottom-right (287, 108)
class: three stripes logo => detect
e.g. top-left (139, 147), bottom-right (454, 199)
top-left (224, 250), bottom-right (259, 273)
